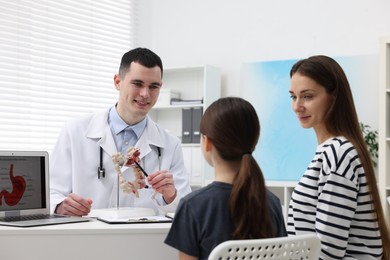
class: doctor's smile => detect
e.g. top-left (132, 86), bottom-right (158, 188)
top-left (134, 99), bottom-right (151, 105)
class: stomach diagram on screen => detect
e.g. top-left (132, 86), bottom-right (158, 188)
top-left (0, 164), bottom-right (26, 206)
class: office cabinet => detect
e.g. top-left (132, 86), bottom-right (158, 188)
top-left (149, 65), bottom-right (221, 187)
top-left (266, 181), bottom-right (297, 224)
top-left (378, 37), bottom-right (390, 223)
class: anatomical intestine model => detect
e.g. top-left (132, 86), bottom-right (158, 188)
top-left (112, 147), bottom-right (144, 198)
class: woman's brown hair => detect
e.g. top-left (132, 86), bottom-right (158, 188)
top-left (290, 55), bottom-right (390, 259)
top-left (200, 97), bottom-right (275, 239)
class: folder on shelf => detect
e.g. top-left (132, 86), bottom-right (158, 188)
top-left (191, 107), bottom-right (203, 143)
top-left (182, 108), bottom-right (192, 143)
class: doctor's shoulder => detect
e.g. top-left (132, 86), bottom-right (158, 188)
top-left (62, 109), bottom-right (108, 134)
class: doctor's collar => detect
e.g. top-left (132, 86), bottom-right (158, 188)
top-left (108, 106), bottom-right (147, 138)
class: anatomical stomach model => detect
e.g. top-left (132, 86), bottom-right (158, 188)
top-left (0, 164), bottom-right (26, 206)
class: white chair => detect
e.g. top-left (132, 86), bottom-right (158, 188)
top-left (208, 234), bottom-right (321, 260)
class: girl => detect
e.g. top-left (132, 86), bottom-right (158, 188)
top-left (165, 97), bottom-right (287, 260)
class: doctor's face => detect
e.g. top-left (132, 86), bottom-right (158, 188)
top-left (114, 62), bottom-right (162, 125)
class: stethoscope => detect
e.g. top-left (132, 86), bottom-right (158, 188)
top-left (97, 146), bottom-right (161, 179)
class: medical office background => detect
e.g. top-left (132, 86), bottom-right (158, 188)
top-left (1, 0), bottom-right (390, 183)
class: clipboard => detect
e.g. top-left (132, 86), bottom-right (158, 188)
top-left (97, 215), bottom-right (172, 224)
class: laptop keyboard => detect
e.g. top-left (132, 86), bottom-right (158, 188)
top-left (0, 214), bottom-right (66, 222)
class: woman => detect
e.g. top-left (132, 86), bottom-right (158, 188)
top-left (165, 97), bottom-right (287, 260)
top-left (287, 55), bottom-right (390, 259)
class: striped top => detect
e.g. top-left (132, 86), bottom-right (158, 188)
top-left (287, 137), bottom-right (383, 259)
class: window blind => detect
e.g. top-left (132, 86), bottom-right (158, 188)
top-left (0, 0), bottom-right (136, 151)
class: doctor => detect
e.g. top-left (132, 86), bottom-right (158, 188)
top-left (49, 47), bottom-right (192, 216)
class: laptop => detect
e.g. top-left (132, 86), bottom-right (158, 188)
top-left (0, 150), bottom-right (90, 227)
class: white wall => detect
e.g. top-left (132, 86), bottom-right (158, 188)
top-left (137, 0), bottom-right (390, 128)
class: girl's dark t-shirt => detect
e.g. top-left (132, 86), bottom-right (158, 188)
top-left (164, 181), bottom-right (287, 260)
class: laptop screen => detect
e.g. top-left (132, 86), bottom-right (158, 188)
top-left (0, 151), bottom-right (47, 214)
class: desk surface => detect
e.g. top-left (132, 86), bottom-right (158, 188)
top-left (0, 219), bottom-right (177, 260)
top-left (0, 218), bottom-right (171, 233)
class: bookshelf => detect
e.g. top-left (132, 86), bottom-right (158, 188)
top-left (378, 37), bottom-right (390, 224)
top-left (149, 65), bottom-right (221, 187)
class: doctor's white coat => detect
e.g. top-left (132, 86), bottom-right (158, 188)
top-left (49, 108), bottom-right (192, 214)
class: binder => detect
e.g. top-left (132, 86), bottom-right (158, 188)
top-left (182, 108), bottom-right (192, 143)
top-left (191, 107), bottom-right (203, 143)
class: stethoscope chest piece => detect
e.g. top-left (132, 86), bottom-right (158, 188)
top-left (98, 146), bottom-right (105, 178)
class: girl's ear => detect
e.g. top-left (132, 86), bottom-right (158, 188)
top-left (202, 135), bottom-right (213, 152)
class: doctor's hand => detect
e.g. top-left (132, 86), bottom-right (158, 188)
top-left (55, 193), bottom-right (93, 217)
top-left (147, 170), bottom-right (177, 204)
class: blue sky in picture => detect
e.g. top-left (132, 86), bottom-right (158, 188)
top-left (241, 55), bottom-right (377, 181)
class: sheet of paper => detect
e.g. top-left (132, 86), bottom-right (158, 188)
top-left (97, 215), bottom-right (172, 224)
top-left (165, 212), bottom-right (175, 219)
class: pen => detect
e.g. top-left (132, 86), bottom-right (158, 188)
top-left (134, 161), bottom-right (148, 177)
top-left (133, 160), bottom-right (150, 189)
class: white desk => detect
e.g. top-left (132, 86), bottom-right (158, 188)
top-left (0, 219), bottom-right (177, 260)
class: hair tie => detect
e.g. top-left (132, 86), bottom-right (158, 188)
top-left (242, 151), bottom-right (252, 156)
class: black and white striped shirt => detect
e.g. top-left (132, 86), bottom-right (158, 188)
top-left (287, 137), bottom-right (383, 259)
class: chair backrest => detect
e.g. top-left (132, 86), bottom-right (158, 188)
top-left (208, 234), bottom-right (321, 260)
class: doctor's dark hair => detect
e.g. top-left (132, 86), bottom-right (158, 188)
top-left (118, 47), bottom-right (163, 78)
top-left (290, 55), bottom-right (390, 259)
top-left (200, 97), bottom-right (275, 239)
